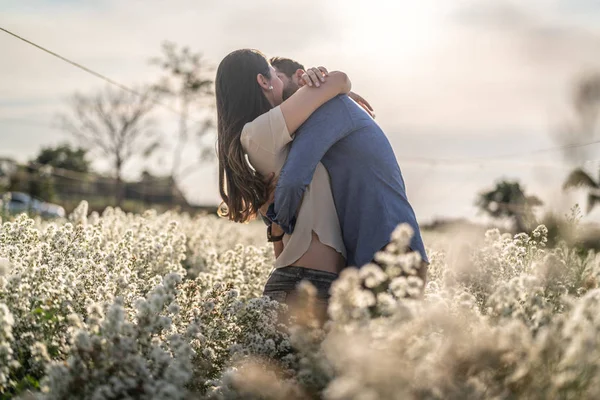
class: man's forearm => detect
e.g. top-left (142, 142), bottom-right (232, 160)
top-left (270, 223), bottom-right (284, 258)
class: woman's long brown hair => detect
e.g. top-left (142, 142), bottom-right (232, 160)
top-left (216, 49), bottom-right (273, 223)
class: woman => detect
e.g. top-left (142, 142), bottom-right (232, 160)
top-left (215, 49), bottom-right (352, 319)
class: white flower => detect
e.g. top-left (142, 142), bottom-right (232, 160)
top-left (202, 347), bottom-right (216, 359)
top-left (359, 263), bottom-right (388, 288)
top-left (0, 258), bottom-right (10, 277)
top-left (390, 223), bottom-right (414, 249)
top-left (2, 198), bottom-right (596, 399)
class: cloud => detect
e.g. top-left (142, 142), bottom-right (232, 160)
top-left (1, 0), bottom-right (343, 205)
top-left (454, 0), bottom-right (600, 66)
top-left (353, 0), bottom-right (600, 138)
top-left (0, 0), bottom-right (340, 99)
top-left (2, 0), bottom-right (600, 218)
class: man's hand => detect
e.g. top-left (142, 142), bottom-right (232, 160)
top-left (258, 172), bottom-right (278, 217)
top-left (349, 91), bottom-right (375, 118)
top-left (298, 67), bottom-right (329, 88)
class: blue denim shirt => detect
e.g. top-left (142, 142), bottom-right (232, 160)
top-left (266, 95), bottom-right (428, 267)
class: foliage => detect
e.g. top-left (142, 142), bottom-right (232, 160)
top-left (33, 144), bottom-right (90, 174)
top-left (563, 168), bottom-right (600, 213)
top-left (476, 179), bottom-right (543, 233)
top-left (559, 72), bottom-right (600, 213)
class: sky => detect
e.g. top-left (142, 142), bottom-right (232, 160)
top-left (2, 0), bottom-right (600, 223)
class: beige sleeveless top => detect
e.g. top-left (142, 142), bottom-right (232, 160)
top-left (240, 106), bottom-right (346, 267)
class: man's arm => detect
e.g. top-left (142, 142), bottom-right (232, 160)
top-left (272, 225), bottom-right (284, 258)
top-left (260, 214), bottom-right (285, 258)
top-left (265, 95), bottom-right (357, 234)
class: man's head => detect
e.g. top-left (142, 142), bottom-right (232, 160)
top-left (270, 57), bottom-right (305, 100)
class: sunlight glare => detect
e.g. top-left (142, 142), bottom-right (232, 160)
top-left (338, 0), bottom-right (448, 60)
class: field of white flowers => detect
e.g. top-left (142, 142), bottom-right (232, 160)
top-left (1, 201), bottom-right (600, 399)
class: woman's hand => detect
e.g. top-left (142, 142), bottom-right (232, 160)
top-left (299, 67), bottom-right (329, 88)
top-left (279, 70), bottom-right (351, 134)
top-left (349, 91), bottom-right (375, 118)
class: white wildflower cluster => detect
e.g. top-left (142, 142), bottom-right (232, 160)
top-left (0, 302), bottom-right (16, 391)
top-left (0, 203), bottom-right (287, 398)
top-left (174, 279), bottom-right (291, 395)
top-left (216, 223), bottom-right (600, 399)
top-left (42, 274), bottom-right (194, 399)
top-left (0, 205), bottom-right (187, 396)
top-left (180, 214), bottom-right (268, 282)
top-left (3, 204), bottom-right (600, 399)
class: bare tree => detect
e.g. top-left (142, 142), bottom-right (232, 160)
top-left (559, 72), bottom-right (600, 212)
top-left (150, 41), bottom-right (214, 180)
top-left (58, 86), bottom-right (160, 206)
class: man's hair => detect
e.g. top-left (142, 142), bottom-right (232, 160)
top-left (269, 57), bottom-right (305, 78)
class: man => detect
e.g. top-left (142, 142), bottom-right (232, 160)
top-left (270, 57), bottom-right (375, 118)
top-left (266, 57), bottom-right (428, 278)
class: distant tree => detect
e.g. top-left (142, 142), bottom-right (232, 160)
top-left (33, 144), bottom-right (90, 173)
top-left (150, 41), bottom-right (214, 180)
top-left (476, 180), bottom-right (543, 233)
top-left (57, 86), bottom-right (160, 206)
top-left (559, 72), bottom-right (600, 213)
top-left (563, 169), bottom-right (600, 213)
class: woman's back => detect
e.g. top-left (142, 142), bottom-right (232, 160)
top-left (241, 106), bottom-right (345, 273)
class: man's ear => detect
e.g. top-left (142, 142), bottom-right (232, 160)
top-left (256, 73), bottom-right (270, 91)
top-left (292, 69), bottom-right (305, 86)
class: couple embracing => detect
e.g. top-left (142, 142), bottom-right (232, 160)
top-left (216, 49), bottom-right (428, 320)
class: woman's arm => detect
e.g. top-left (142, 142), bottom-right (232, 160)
top-left (279, 70), bottom-right (351, 135)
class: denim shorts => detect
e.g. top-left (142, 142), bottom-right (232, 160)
top-left (263, 266), bottom-right (338, 304)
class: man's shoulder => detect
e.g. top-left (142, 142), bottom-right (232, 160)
top-left (311, 94), bottom-right (352, 115)
top-left (297, 95), bottom-right (371, 133)
top-left (323, 95), bottom-right (377, 126)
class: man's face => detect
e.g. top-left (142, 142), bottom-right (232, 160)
top-left (274, 67), bottom-right (300, 101)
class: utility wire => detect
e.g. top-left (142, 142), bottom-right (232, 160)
top-left (3, 25), bottom-right (600, 166)
top-left (0, 25), bottom-right (205, 123)
top-left (398, 139), bottom-right (600, 165)
top-left (4, 115), bottom-right (597, 170)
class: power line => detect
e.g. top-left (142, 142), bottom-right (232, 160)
top-left (3, 25), bottom-right (600, 167)
top-left (401, 158), bottom-right (574, 169)
top-left (4, 115), bottom-right (594, 171)
top-left (398, 139), bottom-right (600, 165)
top-left (489, 139), bottom-right (600, 159)
top-left (0, 25), bottom-right (205, 123)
